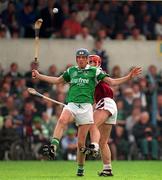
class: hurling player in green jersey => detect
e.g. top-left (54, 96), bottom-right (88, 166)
top-left (32, 48), bottom-right (142, 176)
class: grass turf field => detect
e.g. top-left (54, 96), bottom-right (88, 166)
top-left (0, 161), bottom-right (162, 180)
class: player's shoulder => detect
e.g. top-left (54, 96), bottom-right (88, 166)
top-left (87, 65), bottom-right (99, 71)
top-left (66, 66), bottom-right (78, 73)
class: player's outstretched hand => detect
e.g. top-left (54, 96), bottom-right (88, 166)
top-left (128, 67), bottom-right (142, 79)
top-left (32, 69), bottom-right (40, 79)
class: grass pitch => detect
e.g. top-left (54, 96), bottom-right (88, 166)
top-left (0, 161), bottom-right (162, 180)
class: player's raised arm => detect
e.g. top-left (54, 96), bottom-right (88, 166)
top-left (103, 67), bottom-right (142, 86)
top-left (32, 69), bottom-right (65, 84)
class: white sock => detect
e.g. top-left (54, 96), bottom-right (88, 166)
top-left (103, 164), bottom-right (112, 170)
top-left (91, 142), bottom-right (99, 151)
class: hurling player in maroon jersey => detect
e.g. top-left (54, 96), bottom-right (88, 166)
top-left (88, 55), bottom-right (142, 176)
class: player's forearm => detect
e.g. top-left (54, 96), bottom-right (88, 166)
top-left (104, 75), bottom-right (131, 86)
top-left (111, 75), bottom-right (131, 85)
top-left (38, 74), bottom-right (60, 84)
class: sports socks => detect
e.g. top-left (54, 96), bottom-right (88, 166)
top-left (51, 138), bottom-right (60, 151)
top-left (91, 142), bottom-right (99, 151)
top-left (103, 163), bottom-right (112, 170)
top-left (78, 164), bottom-right (84, 170)
top-left (77, 164), bottom-right (84, 175)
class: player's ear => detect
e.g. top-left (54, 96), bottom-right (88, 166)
top-left (76, 57), bottom-right (78, 63)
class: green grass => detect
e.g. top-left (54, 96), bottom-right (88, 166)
top-left (0, 161), bottom-right (162, 180)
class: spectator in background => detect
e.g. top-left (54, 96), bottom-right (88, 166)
top-left (43, 92), bottom-right (55, 118)
top-left (0, 24), bottom-right (11, 38)
top-left (111, 125), bottom-right (129, 160)
top-left (11, 78), bottom-right (26, 97)
top-left (0, 115), bottom-right (19, 160)
top-left (6, 62), bottom-right (22, 79)
top-left (126, 106), bottom-right (141, 160)
top-left (132, 98), bottom-right (143, 110)
top-left (91, 39), bottom-right (109, 72)
top-left (42, 112), bottom-right (56, 137)
top-left (124, 14), bottom-right (136, 36)
top-left (96, 27), bottom-right (110, 41)
top-left (60, 3), bottom-right (70, 21)
top-left (75, 26), bottom-right (94, 41)
top-left (34, 92), bottom-right (49, 116)
top-left (127, 26), bottom-right (146, 40)
top-left (0, 115), bottom-right (3, 130)
top-left (61, 128), bottom-right (77, 160)
top-left (48, 64), bottom-right (58, 76)
top-left (146, 65), bottom-right (160, 124)
top-left (97, 2), bottom-right (115, 30)
top-left (1, 96), bottom-right (15, 116)
top-left (126, 107), bottom-right (141, 142)
top-left (0, 0), bottom-right (8, 14)
top-left (116, 4), bottom-right (131, 33)
top-left (11, 28), bottom-right (20, 38)
top-left (52, 105), bottom-right (63, 126)
top-left (22, 100), bottom-right (37, 137)
top-left (47, 64), bottom-right (58, 91)
top-left (18, 2), bottom-right (36, 38)
top-left (140, 14), bottom-right (155, 40)
top-left (133, 111), bottom-right (158, 160)
top-left (146, 65), bottom-right (162, 93)
top-left (62, 10), bottom-right (81, 38)
top-left (115, 32), bottom-right (125, 40)
top-left (155, 16), bottom-right (162, 37)
top-left (9, 109), bottom-right (23, 138)
top-left (0, 89), bottom-right (9, 110)
top-left (1, 1), bottom-right (19, 37)
top-left (132, 83), bottom-right (147, 108)
top-left (60, 27), bottom-right (74, 39)
top-left (122, 87), bottom-right (134, 117)
top-left (111, 65), bottom-right (121, 78)
top-left (18, 89), bottom-right (30, 110)
top-left (0, 63), bottom-right (4, 78)
top-left (82, 9), bottom-right (101, 36)
top-left (35, 0), bottom-right (47, 16)
top-left (138, 77), bottom-right (149, 109)
top-left (32, 116), bottom-right (49, 159)
top-left (40, 0), bottom-right (62, 38)
top-left (136, 2), bottom-right (148, 27)
top-left (116, 99), bottom-right (126, 126)
top-left (157, 94), bottom-right (162, 139)
top-left (76, 3), bottom-right (90, 23)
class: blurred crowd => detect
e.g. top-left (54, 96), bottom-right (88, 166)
top-left (1, 0), bottom-right (162, 40)
top-left (0, 0), bottom-right (162, 161)
top-left (0, 55), bottom-right (162, 160)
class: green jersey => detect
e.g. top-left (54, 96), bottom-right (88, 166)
top-left (62, 65), bottom-right (108, 104)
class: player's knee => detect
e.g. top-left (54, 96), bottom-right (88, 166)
top-left (57, 118), bottom-right (68, 129)
top-left (99, 139), bottom-right (108, 148)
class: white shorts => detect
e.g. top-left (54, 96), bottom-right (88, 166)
top-left (63, 102), bottom-right (94, 126)
top-left (95, 97), bottom-right (117, 125)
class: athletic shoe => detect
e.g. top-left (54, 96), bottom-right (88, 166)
top-left (88, 144), bottom-right (99, 158)
top-left (77, 168), bottom-right (84, 176)
top-left (98, 169), bottom-right (113, 176)
top-left (42, 144), bottom-right (56, 160)
top-left (80, 145), bottom-right (99, 158)
top-left (80, 147), bottom-right (91, 155)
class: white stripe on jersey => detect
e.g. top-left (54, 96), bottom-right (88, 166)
top-left (96, 67), bottom-right (102, 77)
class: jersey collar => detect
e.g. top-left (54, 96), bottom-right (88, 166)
top-left (76, 64), bottom-right (90, 70)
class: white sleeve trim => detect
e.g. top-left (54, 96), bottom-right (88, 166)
top-left (96, 67), bottom-right (102, 77)
top-left (67, 68), bottom-right (70, 75)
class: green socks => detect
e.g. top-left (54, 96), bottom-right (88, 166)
top-left (77, 165), bottom-right (84, 176)
top-left (51, 138), bottom-right (60, 151)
